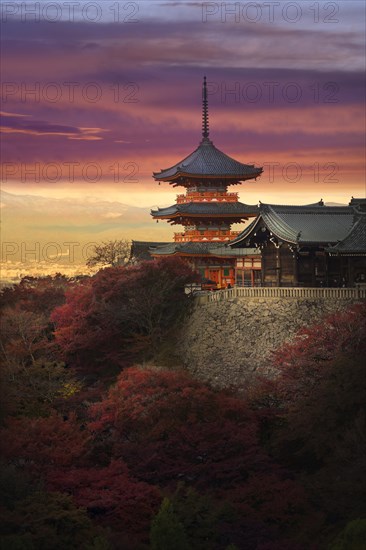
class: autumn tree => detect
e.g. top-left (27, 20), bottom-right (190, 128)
top-left (268, 303), bottom-right (366, 407)
top-left (52, 257), bottom-right (198, 374)
top-left (249, 303), bottom-right (366, 544)
top-left (0, 412), bottom-right (160, 548)
top-left (47, 460), bottom-right (161, 549)
top-left (86, 240), bottom-right (131, 268)
top-left (88, 366), bottom-right (265, 487)
top-left (0, 412), bottom-right (90, 475)
top-left (0, 489), bottom-right (110, 550)
top-left (88, 366), bottom-right (313, 547)
top-left (0, 459), bottom-right (109, 549)
top-left (0, 274), bottom-right (71, 315)
top-left (0, 307), bottom-right (80, 418)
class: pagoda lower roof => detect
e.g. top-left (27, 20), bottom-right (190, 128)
top-left (230, 202), bottom-right (356, 246)
top-left (151, 201), bottom-right (259, 219)
top-left (149, 241), bottom-right (260, 257)
top-left (131, 240), bottom-right (261, 259)
top-left (131, 240), bottom-right (170, 261)
top-left (153, 137), bottom-right (263, 182)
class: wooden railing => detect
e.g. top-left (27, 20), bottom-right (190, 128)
top-left (174, 230), bottom-right (240, 242)
top-left (196, 286), bottom-right (366, 304)
top-left (176, 192), bottom-right (238, 203)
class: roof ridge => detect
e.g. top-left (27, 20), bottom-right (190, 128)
top-left (262, 204), bottom-right (299, 243)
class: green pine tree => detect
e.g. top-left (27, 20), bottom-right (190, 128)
top-left (150, 498), bottom-right (190, 550)
top-left (329, 519), bottom-right (366, 550)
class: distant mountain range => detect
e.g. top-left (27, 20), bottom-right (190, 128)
top-left (0, 189), bottom-right (173, 238)
top-left (1, 190), bottom-right (171, 280)
top-left (1, 190), bottom-right (151, 224)
top-left (0, 190), bottom-right (351, 283)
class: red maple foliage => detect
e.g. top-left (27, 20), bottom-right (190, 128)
top-left (247, 302), bottom-right (366, 534)
top-left (87, 367), bottom-right (316, 546)
top-left (269, 302), bottom-right (366, 405)
top-left (0, 412), bottom-right (89, 474)
top-left (248, 302), bottom-right (366, 412)
top-left (47, 460), bottom-right (161, 547)
top-left (51, 258), bottom-right (198, 373)
top-left (0, 274), bottom-right (72, 315)
top-left (88, 367), bottom-right (267, 489)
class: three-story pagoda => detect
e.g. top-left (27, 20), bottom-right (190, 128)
top-left (149, 77), bottom-right (263, 288)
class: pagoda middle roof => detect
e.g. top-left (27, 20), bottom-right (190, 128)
top-left (230, 202), bottom-right (355, 246)
top-left (153, 137), bottom-right (263, 181)
top-left (151, 201), bottom-right (259, 219)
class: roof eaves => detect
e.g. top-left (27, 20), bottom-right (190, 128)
top-left (261, 205), bottom-right (299, 244)
top-left (228, 215), bottom-right (262, 246)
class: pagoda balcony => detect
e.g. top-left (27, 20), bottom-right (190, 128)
top-left (174, 230), bottom-right (240, 242)
top-left (176, 191), bottom-right (238, 203)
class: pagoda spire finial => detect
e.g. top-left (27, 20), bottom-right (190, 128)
top-left (202, 76), bottom-right (209, 138)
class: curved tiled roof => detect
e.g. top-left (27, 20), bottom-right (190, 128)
top-left (150, 242), bottom-right (220, 256)
top-left (131, 240), bottom-right (170, 261)
top-left (151, 201), bottom-right (259, 219)
top-left (230, 203), bottom-right (355, 246)
top-left (327, 213), bottom-right (366, 254)
top-left (150, 241), bottom-right (260, 256)
top-left (153, 137), bottom-right (263, 181)
top-left (349, 197), bottom-right (366, 208)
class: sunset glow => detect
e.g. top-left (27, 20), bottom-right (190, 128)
top-left (1, 0), bottom-right (365, 279)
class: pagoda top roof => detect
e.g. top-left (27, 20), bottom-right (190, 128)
top-left (151, 201), bottom-right (259, 219)
top-left (153, 77), bottom-right (262, 183)
top-left (153, 137), bottom-right (263, 182)
top-left (230, 202), bottom-right (355, 246)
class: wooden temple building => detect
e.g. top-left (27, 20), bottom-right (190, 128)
top-left (131, 79), bottom-right (366, 288)
top-left (230, 199), bottom-right (366, 287)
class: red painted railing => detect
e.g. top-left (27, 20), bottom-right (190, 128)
top-left (174, 230), bottom-right (240, 242)
top-left (176, 192), bottom-right (238, 203)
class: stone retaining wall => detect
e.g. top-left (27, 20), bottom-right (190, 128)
top-left (179, 295), bottom-right (364, 388)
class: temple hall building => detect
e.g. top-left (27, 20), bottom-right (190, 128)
top-left (132, 79), bottom-right (366, 288)
top-left (230, 199), bottom-right (366, 287)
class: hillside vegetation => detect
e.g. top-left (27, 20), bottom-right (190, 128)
top-left (1, 259), bottom-right (365, 549)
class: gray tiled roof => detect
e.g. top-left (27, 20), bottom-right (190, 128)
top-left (349, 197), bottom-right (366, 208)
top-left (131, 240), bottom-right (170, 261)
top-left (326, 214), bottom-right (366, 254)
top-left (151, 242), bottom-right (218, 255)
top-left (153, 137), bottom-right (263, 181)
top-left (230, 203), bottom-right (355, 246)
top-left (149, 241), bottom-right (260, 256)
top-left (151, 201), bottom-right (259, 218)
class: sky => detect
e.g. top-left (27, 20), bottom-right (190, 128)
top-left (0, 0), bottom-right (365, 275)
